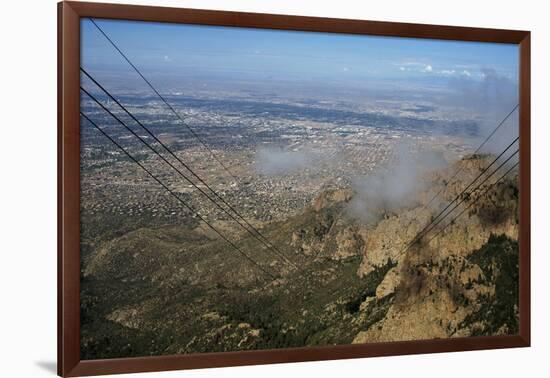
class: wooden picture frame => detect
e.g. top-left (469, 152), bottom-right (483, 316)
top-left (58, 1), bottom-right (531, 376)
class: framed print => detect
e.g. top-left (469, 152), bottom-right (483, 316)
top-left (58, 1), bottom-right (531, 376)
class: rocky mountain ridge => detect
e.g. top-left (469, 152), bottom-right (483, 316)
top-left (81, 154), bottom-right (519, 358)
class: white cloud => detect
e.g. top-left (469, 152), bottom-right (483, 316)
top-left (440, 69), bottom-right (456, 75)
top-left (163, 55), bottom-right (171, 62)
top-left (461, 70), bottom-right (472, 77)
top-left (399, 66), bottom-right (406, 71)
top-left (398, 61), bottom-right (426, 68)
top-left (255, 148), bottom-right (313, 175)
top-left (423, 64), bottom-right (433, 73)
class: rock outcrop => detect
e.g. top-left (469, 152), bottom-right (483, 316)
top-left (353, 155), bottom-right (519, 343)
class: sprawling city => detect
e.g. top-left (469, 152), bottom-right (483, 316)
top-left (80, 91), bottom-right (476, 224)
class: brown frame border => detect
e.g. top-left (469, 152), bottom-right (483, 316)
top-left (58, 1), bottom-right (531, 376)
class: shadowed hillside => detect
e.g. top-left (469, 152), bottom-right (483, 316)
top-left (80, 154), bottom-right (519, 359)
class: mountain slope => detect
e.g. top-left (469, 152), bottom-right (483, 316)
top-left (80, 154), bottom-right (519, 358)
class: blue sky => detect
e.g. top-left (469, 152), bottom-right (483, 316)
top-left (81, 18), bottom-right (518, 84)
